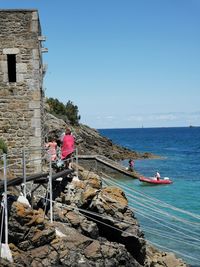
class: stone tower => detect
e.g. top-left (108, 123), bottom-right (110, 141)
top-left (0, 10), bottom-right (47, 174)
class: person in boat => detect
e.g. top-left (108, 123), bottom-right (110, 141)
top-left (128, 159), bottom-right (134, 172)
top-left (155, 171), bottom-right (161, 180)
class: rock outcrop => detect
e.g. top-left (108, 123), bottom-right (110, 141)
top-left (0, 164), bottom-right (188, 266)
top-left (4, 202), bottom-right (139, 266)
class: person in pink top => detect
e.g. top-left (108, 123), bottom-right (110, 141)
top-left (61, 128), bottom-right (75, 167)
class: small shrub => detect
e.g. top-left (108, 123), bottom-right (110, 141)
top-left (46, 97), bottom-right (81, 125)
top-left (0, 138), bottom-right (7, 154)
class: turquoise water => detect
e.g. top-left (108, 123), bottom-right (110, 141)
top-left (99, 127), bottom-right (200, 267)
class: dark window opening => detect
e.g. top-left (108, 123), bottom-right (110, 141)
top-left (7, 54), bottom-right (16, 82)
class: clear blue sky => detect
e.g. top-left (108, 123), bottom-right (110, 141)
top-left (1, 0), bottom-right (200, 128)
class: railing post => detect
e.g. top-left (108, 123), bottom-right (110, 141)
top-left (75, 147), bottom-right (78, 177)
top-left (49, 155), bottom-right (53, 223)
top-left (22, 149), bottom-right (27, 197)
top-left (0, 200), bottom-right (5, 255)
top-left (3, 154), bottom-right (8, 245)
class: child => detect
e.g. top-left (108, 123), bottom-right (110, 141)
top-left (46, 137), bottom-right (57, 161)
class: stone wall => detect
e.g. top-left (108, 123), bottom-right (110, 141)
top-left (0, 10), bottom-right (46, 174)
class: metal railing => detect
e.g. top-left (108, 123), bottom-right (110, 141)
top-left (0, 145), bottom-right (80, 261)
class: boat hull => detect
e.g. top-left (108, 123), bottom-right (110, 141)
top-left (139, 176), bottom-right (173, 185)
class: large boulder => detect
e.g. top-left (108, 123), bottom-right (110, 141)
top-left (8, 202), bottom-right (56, 250)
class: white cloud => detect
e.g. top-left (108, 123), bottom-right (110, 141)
top-left (105, 115), bottom-right (115, 120)
top-left (147, 114), bottom-right (177, 121)
top-left (81, 111), bottom-right (200, 128)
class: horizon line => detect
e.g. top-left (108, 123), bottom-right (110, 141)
top-left (97, 125), bottom-right (200, 130)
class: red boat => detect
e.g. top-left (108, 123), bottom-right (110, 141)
top-left (139, 176), bottom-right (173, 185)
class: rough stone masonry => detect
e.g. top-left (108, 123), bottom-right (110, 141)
top-left (0, 9), bottom-right (47, 174)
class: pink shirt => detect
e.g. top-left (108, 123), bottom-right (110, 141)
top-left (47, 141), bottom-right (57, 161)
top-left (61, 134), bottom-right (75, 159)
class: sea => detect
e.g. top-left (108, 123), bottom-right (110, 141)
top-left (99, 127), bottom-right (200, 267)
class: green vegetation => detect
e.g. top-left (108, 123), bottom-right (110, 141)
top-left (0, 138), bottom-right (7, 154)
top-left (46, 98), bottom-right (81, 125)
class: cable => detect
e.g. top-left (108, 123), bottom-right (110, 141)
top-left (100, 185), bottom-right (200, 242)
top-left (36, 194), bottom-right (200, 264)
top-left (130, 207), bottom-right (200, 243)
top-left (103, 176), bottom-right (200, 221)
top-left (148, 240), bottom-right (200, 264)
top-left (143, 226), bottom-right (200, 247)
top-left (102, 177), bottom-right (200, 240)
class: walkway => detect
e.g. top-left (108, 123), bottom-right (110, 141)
top-left (78, 154), bottom-right (140, 179)
top-left (0, 169), bottom-right (73, 192)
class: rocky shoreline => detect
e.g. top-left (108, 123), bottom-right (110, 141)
top-left (0, 114), bottom-right (188, 266)
top-left (1, 164), bottom-right (188, 267)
